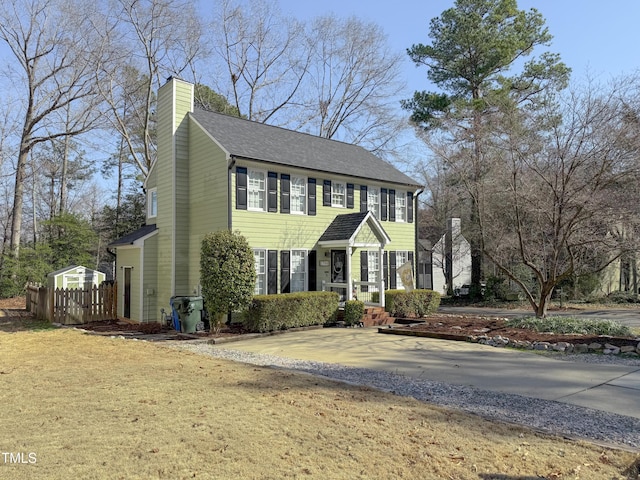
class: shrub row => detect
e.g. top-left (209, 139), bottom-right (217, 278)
top-left (243, 291), bottom-right (340, 333)
top-left (384, 289), bottom-right (441, 318)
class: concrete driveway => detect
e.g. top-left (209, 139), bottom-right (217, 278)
top-left (217, 327), bottom-right (640, 420)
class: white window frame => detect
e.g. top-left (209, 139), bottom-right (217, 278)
top-left (367, 186), bottom-right (380, 218)
top-left (248, 169), bottom-right (266, 211)
top-left (253, 249), bottom-right (267, 295)
top-left (395, 191), bottom-right (406, 222)
top-left (148, 188), bottom-right (158, 218)
top-left (331, 181), bottom-right (346, 208)
top-left (367, 250), bottom-right (380, 292)
top-left (290, 249), bottom-right (307, 292)
top-left (290, 176), bottom-right (306, 214)
top-left (395, 250), bottom-right (409, 287)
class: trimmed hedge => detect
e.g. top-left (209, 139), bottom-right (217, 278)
top-left (344, 300), bottom-right (365, 326)
top-left (385, 289), bottom-right (441, 317)
top-left (243, 291), bottom-right (340, 333)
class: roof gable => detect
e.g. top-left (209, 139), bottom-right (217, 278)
top-left (190, 109), bottom-right (420, 187)
top-left (319, 212), bottom-right (390, 247)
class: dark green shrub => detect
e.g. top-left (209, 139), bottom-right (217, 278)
top-left (385, 289), bottom-right (441, 317)
top-left (605, 291), bottom-right (640, 304)
top-left (344, 300), bottom-right (365, 326)
top-left (200, 230), bottom-right (255, 332)
top-left (244, 291), bottom-right (339, 333)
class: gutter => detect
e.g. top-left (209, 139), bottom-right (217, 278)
top-left (414, 187), bottom-right (425, 288)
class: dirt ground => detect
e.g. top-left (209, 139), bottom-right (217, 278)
top-left (1, 299), bottom-right (639, 479)
top-left (391, 315), bottom-right (640, 348)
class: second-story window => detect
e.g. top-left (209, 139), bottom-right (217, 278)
top-left (368, 186), bottom-right (379, 218)
top-left (332, 181), bottom-right (346, 207)
top-left (395, 191), bottom-right (406, 222)
top-left (248, 170), bottom-right (266, 211)
top-left (291, 176), bottom-right (306, 214)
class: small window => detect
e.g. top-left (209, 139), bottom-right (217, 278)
top-left (291, 176), bottom-right (306, 214)
top-left (368, 186), bottom-right (379, 218)
top-left (148, 188), bottom-right (157, 218)
top-left (248, 170), bottom-right (266, 211)
top-left (395, 191), bottom-right (406, 222)
top-left (253, 249), bottom-right (266, 294)
top-left (332, 182), bottom-right (346, 208)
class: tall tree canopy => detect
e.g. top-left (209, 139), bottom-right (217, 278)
top-left (404, 0), bottom-right (570, 297)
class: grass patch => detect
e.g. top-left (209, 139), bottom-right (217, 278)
top-left (506, 316), bottom-right (634, 337)
top-left (0, 313), bottom-right (57, 333)
top-left (0, 329), bottom-right (638, 479)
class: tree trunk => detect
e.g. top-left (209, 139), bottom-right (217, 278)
top-left (9, 144), bottom-right (29, 258)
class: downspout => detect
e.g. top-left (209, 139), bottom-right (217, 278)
top-left (228, 155), bottom-right (236, 230)
top-left (414, 187), bottom-right (424, 288)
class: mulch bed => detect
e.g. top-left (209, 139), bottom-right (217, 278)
top-left (387, 314), bottom-right (640, 348)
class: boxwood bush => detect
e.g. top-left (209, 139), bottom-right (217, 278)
top-left (385, 289), bottom-right (441, 317)
top-left (243, 291), bottom-right (339, 333)
top-left (344, 300), bottom-right (365, 326)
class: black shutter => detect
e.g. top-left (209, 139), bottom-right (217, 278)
top-left (408, 251), bottom-right (415, 276)
top-left (308, 178), bottom-right (316, 216)
top-left (381, 188), bottom-right (388, 221)
top-left (268, 250), bottom-right (278, 294)
top-left (360, 185), bottom-right (367, 212)
top-left (280, 251), bottom-right (290, 293)
top-left (347, 183), bottom-right (354, 209)
top-left (268, 172), bottom-right (277, 212)
top-left (323, 180), bottom-right (331, 206)
top-left (383, 251), bottom-right (388, 290)
top-left (389, 251), bottom-right (397, 289)
top-left (389, 189), bottom-right (396, 222)
top-left (308, 250), bottom-right (317, 291)
top-left (407, 192), bottom-right (414, 223)
top-left (360, 251), bottom-right (369, 293)
top-left (280, 174), bottom-right (290, 214)
top-left (236, 167), bottom-right (247, 210)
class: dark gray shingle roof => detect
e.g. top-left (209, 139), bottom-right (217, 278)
top-left (109, 224), bottom-right (157, 247)
top-left (190, 109), bottom-right (420, 187)
top-left (319, 212), bottom-right (370, 242)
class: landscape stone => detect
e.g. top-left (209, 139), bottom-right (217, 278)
top-left (574, 344), bottom-right (589, 353)
top-left (620, 346), bottom-right (636, 353)
top-left (588, 342), bottom-right (603, 351)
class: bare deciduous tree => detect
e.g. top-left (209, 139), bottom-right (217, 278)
top-left (0, 0), bottom-right (106, 258)
top-left (482, 79), bottom-right (640, 316)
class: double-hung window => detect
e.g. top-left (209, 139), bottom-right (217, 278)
top-left (395, 250), bottom-right (408, 287)
top-left (331, 182), bottom-right (346, 207)
top-left (395, 191), bottom-right (406, 222)
top-left (368, 251), bottom-right (380, 291)
top-left (291, 176), bottom-right (306, 214)
top-left (253, 249), bottom-right (266, 295)
top-left (248, 170), bottom-right (266, 211)
top-left (291, 250), bottom-right (307, 292)
top-left (367, 186), bottom-right (380, 218)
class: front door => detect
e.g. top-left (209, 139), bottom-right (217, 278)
top-left (331, 250), bottom-right (347, 301)
top-left (123, 267), bottom-right (131, 319)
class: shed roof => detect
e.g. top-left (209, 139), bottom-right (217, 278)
top-left (108, 224), bottom-right (158, 247)
top-left (190, 109), bottom-right (420, 187)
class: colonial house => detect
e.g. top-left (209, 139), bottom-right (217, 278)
top-left (109, 77), bottom-right (423, 323)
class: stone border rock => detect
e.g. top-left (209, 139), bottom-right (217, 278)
top-left (470, 334), bottom-right (640, 356)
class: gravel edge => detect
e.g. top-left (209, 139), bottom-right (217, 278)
top-left (167, 342), bottom-right (640, 451)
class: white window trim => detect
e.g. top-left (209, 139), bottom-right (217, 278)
top-left (290, 249), bottom-right (308, 292)
top-left (248, 169), bottom-right (267, 212)
top-left (367, 250), bottom-right (380, 292)
top-left (253, 248), bottom-right (267, 295)
top-left (290, 176), bottom-right (307, 215)
top-left (148, 188), bottom-right (157, 219)
top-left (395, 250), bottom-right (409, 286)
top-left (395, 190), bottom-right (407, 223)
top-left (332, 181), bottom-right (346, 208)
top-left (367, 186), bottom-right (380, 218)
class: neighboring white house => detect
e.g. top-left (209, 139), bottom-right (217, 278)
top-left (431, 218), bottom-right (471, 296)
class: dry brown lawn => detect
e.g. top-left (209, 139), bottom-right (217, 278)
top-left (1, 324), bottom-right (639, 479)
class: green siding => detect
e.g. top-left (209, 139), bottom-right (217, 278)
top-left (143, 234), bottom-right (159, 321)
top-left (187, 117), bottom-right (229, 292)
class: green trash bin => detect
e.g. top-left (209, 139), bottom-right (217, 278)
top-left (172, 296), bottom-right (203, 334)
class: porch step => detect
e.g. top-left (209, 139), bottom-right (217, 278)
top-left (361, 306), bottom-right (394, 327)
